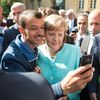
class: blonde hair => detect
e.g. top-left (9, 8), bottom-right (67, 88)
top-left (44, 14), bottom-right (68, 31)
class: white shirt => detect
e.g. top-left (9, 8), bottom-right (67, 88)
top-left (87, 34), bottom-right (94, 55)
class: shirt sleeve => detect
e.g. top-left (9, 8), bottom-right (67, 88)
top-left (51, 82), bottom-right (64, 99)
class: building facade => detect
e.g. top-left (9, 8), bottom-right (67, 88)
top-left (0, 0), bottom-right (100, 14)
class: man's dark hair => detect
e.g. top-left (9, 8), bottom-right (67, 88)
top-left (19, 10), bottom-right (43, 28)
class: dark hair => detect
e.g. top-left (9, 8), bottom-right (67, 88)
top-left (19, 10), bottom-right (43, 28)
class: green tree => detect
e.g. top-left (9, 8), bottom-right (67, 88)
top-left (1, 0), bottom-right (22, 18)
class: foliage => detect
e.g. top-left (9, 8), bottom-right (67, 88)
top-left (1, 0), bottom-right (21, 18)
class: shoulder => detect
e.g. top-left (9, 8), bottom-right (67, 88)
top-left (64, 43), bottom-right (80, 50)
top-left (0, 71), bottom-right (55, 100)
top-left (3, 24), bottom-right (18, 34)
top-left (63, 43), bottom-right (81, 54)
top-left (95, 33), bottom-right (100, 40)
top-left (2, 42), bottom-right (21, 59)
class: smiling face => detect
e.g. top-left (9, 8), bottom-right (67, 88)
top-left (19, 10), bottom-right (45, 48)
top-left (22, 17), bottom-right (44, 47)
top-left (45, 27), bottom-right (65, 52)
top-left (44, 14), bottom-right (68, 53)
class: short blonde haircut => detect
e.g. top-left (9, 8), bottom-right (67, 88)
top-left (44, 14), bottom-right (68, 31)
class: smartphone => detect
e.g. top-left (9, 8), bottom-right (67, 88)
top-left (80, 55), bottom-right (93, 66)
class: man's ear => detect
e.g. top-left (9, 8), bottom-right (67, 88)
top-left (19, 26), bottom-right (25, 34)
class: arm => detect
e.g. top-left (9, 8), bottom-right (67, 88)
top-left (1, 58), bottom-right (27, 72)
top-left (52, 64), bottom-right (94, 99)
top-left (1, 53), bottom-right (30, 72)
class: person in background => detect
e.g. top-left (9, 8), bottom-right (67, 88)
top-left (74, 13), bottom-right (92, 55)
top-left (66, 9), bottom-right (77, 34)
top-left (58, 9), bottom-right (66, 19)
top-left (1, 2), bottom-right (26, 58)
top-left (70, 27), bottom-right (78, 44)
top-left (87, 9), bottom-right (100, 55)
top-left (75, 13), bottom-right (89, 46)
top-left (0, 10), bottom-right (94, 100)
top-left (87, 10), bottom-right (100, 100)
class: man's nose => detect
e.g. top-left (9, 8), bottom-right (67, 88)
top-left (38, 28), bottom-right (44, 34)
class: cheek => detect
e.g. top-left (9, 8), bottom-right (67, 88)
top-left (46, 36), bottom-right (52, 42)
top-left (60, 38), bottom-right (64, 44)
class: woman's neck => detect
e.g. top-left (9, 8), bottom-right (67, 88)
top-left (48, 46), bottom-right (57, 57)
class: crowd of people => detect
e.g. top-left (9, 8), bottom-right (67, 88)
top-left (0, 2), bottom-right (100, 100)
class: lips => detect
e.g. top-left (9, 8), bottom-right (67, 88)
top-left (51, 42), bottom-right (58, 45)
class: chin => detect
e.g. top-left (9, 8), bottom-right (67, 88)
top-left (36, 41), bottom-right (43, 45)
top-left (52, 48), bottom-right (59, 52)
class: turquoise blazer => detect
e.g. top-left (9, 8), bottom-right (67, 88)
top-left (38, 43), bottom-right (81, 100)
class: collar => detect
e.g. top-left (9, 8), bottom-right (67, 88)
top-left (15, 34), bottom-right (38, 62)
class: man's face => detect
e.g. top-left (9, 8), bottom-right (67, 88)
top-left (77, 16), bottom-right (88, 34)
top-left (88, 14), bottom-right (100, 35)
top-left (11, 7), bottom-right (24, 24)
top-left (67, 13), bottom-right (74, 20)
top-left (45, 27), bottom-right (65, 52)
top-left (23, 17), bottom-right (44, 47)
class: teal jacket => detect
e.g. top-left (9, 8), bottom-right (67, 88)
top-left (38, 43), bottom-right (81, 100)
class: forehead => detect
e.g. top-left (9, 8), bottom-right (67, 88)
top-left (25, 17), bottom-right (44, 27)
top-left (67, 12), bottom-right (73, 16)
top-left (47, 27), bottom-right (65, 32)
top-left (88, 12), bottom-right (100, 22)
top-left (11, 6), bottom-right (24, 13)
top-left (78, 16), bottom-right (88, 22)
top-left (89, 16), bottom-right (100, 23)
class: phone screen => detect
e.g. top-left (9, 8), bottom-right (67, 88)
top-left (80, 55), bottom-right (93, 66)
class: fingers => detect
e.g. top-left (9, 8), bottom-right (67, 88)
top-left (72, 64), bottom-right (92, 76)
top-left (82, 75), bottom-right (93, 84)
top-left (81, 71), bottom-right (94, 84)
top-left (61, 65), bottom-right (94, 95)
top-left (34, 67), bottom-right (41, 73)
top-left (80, 67), bottom-right (94, 79)
top-left (77, 67), bottom-right (94, 87)
top-left (62, 66), bottom-right (94, 86)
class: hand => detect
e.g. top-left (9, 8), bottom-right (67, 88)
top-left (34, 66), bottom-right (41, 74)
top-left (61, 64), bottom-right (94, 95)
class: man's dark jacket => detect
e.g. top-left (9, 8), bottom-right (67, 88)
top-left (1, 24), bottom-right (20, 55)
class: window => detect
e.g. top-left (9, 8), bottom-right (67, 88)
top-left (38, 0), bottom-right (42, 7)
top-left (93, 0), bottom-right (96, 8)
top-left (90, 0), bottom-right (96, 9)
top-left (54, 0), bottom-right (65, 10)
top-left (79, 0), bottom-right (84, 9)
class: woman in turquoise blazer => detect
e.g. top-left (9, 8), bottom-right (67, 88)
top-left (38, 14), bottom-right (81, 100)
